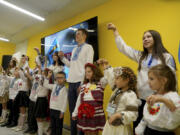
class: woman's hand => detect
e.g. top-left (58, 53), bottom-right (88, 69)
top-left (107, 23), bottom-right (117, 31)
top-left (107, 23), bottom-right (120, 37)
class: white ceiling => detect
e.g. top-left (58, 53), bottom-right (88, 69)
top-left (0, 0), bottom-right (109, 43)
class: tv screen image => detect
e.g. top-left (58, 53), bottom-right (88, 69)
top-left (41, 16), bottom-right (98, 78)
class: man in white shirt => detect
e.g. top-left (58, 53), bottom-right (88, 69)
top-left (58, 28), bottom-right (94, 135)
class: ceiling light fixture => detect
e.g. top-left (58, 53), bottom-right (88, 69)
top-left (0, 37), bottom-right (9, 42)
top-left (0, 0), bottom-right (45, 21)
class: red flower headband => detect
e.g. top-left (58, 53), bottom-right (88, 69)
top-left (85, 63), bottom-right (96, 69)
top-left (44, 68), bottom-right (50, 72)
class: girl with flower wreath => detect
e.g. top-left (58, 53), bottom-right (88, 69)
top-left (72, 63), bottom-right (107, 135)
top-left (97, 59), bottom-right (141, 135)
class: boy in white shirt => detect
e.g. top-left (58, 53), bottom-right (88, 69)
top-left (44, 71), bottom-right (68, 135)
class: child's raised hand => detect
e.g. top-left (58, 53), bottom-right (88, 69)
top-left (58, 51), bottom-right (64, 58)
top-left (96, 59), bottom-right (104, 65)
top-left (108, 113), bottom-right (121, 125)
top-left (34, 47), bottom-right (40, 53)
top-left (36, 63), bottom-right (42, 69)
top-left (97, 58), bottom-right (109, 70)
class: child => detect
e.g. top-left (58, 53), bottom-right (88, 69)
top-left (34, 68), bottom-right (50, 135)
top-left (135, 65), bottom-right (180, 135)
top-left (97, 59), bottom-right (140, 135)
top-left (12, 67), bottom-right (29, 131)
top-left (0, 66), bottom-right (9, 124)
top-left (72, 63), bottom-right (107, 135)
top-left (24, 60), bottom-right (40, 134)
top-left (43, 71), bottom-right (68, 135)
top-left (1, 68), bottom-right (20, 128)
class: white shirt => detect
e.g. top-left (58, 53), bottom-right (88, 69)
top-left (115, 36), bottom-right (176, 100)
top-left (36, 85), bottom-right (49, 97)
top-left (18, 70), bottom-right (29, 92)
top-left (61, 43), bottom-right (94, 83)
top-left (44, 79), bottom-right (68, 112)
top-left (6, 76), bottom-right (20, 100)
top-left (136, 92), bottom-right (180, 134)
top-left (29, 74), bottom-right (41, 102)
top-left (21, 61), bottom-right (29, 70)
top-left (49, 65), bottom-right (64, 76)
top-left (36, 75), bottom-right (49, 97)
top-left (0, 74), bottom-right (9, 96)
top-left (9, 67), bottom-right (16, 75)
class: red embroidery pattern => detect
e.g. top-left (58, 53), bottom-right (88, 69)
top-left (78, 103), bottom-right (95, 119)
top-left (35, 77), bottom-right (39, 81)
top-left (19, 83), bottom-right (22, 86)
top-left (149, 104), bottom-right (160, 115)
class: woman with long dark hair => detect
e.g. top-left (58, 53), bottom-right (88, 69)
top-left (107, 23), bottom-right (176, 132)
top-left (49, 52), bottom-right (64, 76)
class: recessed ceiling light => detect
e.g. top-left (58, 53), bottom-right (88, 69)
top-left (0, 0), bottom-right (45, 21)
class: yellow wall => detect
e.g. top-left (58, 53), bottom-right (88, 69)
top-left (26, 0), bottom-right (180, 133)
top-left (0, 41), bottom-right (16, 65)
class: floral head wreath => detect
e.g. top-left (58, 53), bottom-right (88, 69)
top-left (113, 67), bottom-right (123, 77)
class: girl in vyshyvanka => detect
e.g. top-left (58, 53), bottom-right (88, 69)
top-left (34, 68), bottom-right (51, 135)
top-left (97, 59), bottom-right (140, 135)
top-left (10, 67), bottom-right (30, 132)
top-left (72, 63), bottom-right (107, 135)
top-left (23, 56), bottom-right (41, 134)
top-left (135, 65), bottom-right (180, 135)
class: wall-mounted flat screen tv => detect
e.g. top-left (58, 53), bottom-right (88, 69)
top-left (41, 16), bottom-right (98, 78)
